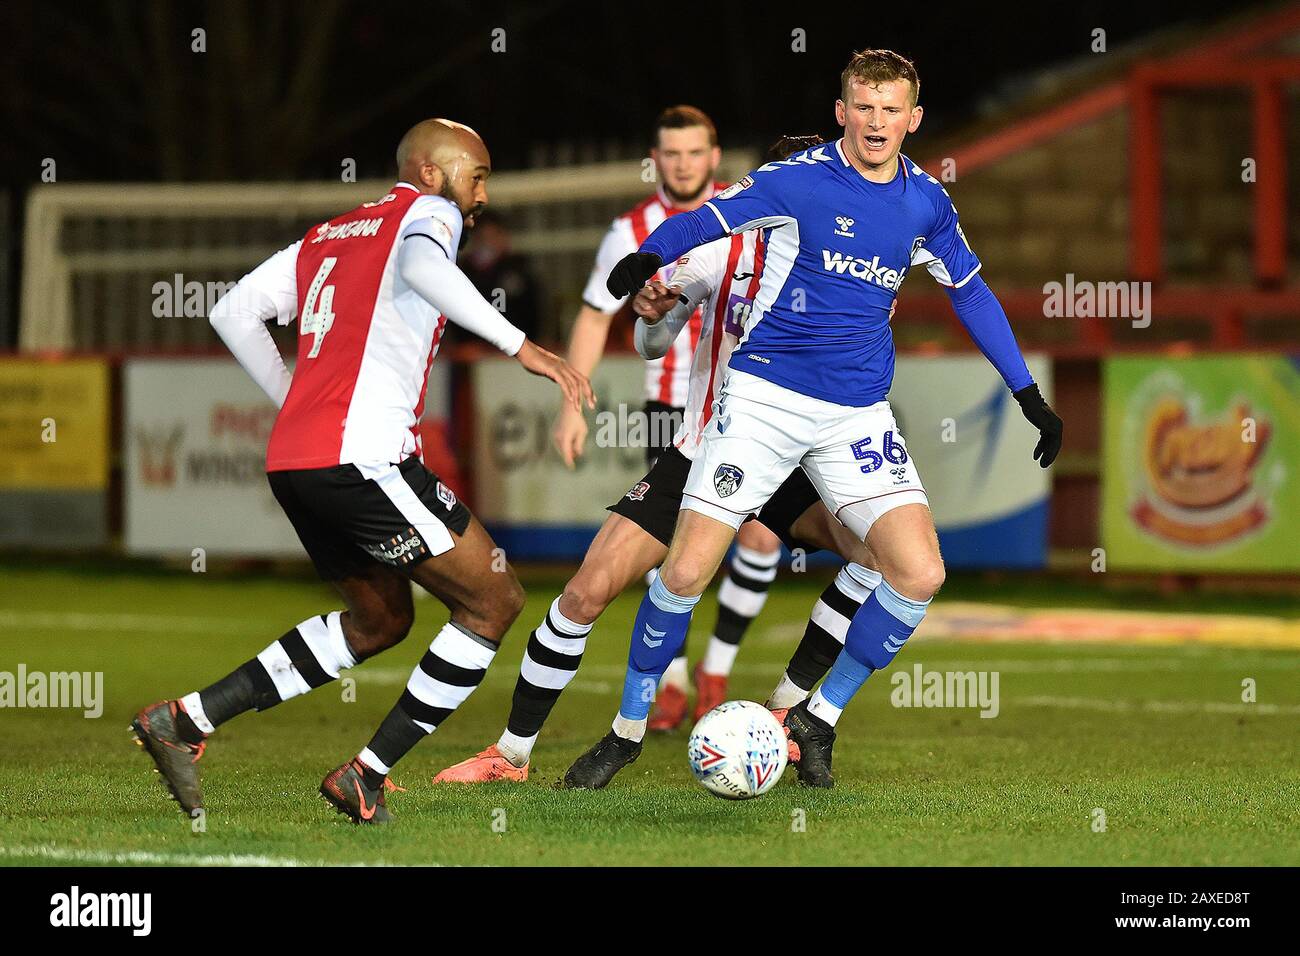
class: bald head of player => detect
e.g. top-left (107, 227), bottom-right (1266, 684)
top-left (397, 118), bottom-right (492, 228)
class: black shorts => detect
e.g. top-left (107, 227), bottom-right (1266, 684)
top-left (643, 400), bottom-right (685, 469)
top-left (268, 457), bottom-right (472, 581)
top-left (607, 446), bottom-right (823, 552)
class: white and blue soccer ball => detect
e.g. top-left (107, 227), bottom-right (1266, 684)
top-left (687, 700), bottom-right (788, 799)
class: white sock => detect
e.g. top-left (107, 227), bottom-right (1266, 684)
top-left (256, 611), bottom-right (356, 704)
top-left (612, 714), bottom-right (647, 743)
top-left (660, 655), bottom-right (688, 691)
top-left (357, 747), bottom-right (390, 775)
top-left (807, 687), bottom-right (844, 726)
top-left (496, 729), bottom-right (535, 768)
top-left (700, 636), bottom-right (739, 676)
top-left (766, 672), bottom-right (809, 711)
top-left (179, 691), bottom-right (215, 735)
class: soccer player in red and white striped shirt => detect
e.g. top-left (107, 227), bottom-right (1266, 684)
top-left (130, 119), bottom-right (592, 823)
top-left (554, 106), bottom-right (787, 731)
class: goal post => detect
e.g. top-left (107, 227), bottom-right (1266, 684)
top-left (20, 154), bottom-right (757, 352)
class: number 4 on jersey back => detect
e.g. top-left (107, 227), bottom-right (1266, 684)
top-left (301, 257), bottom-right (338, 358)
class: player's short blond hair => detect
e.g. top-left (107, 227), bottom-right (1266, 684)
top-left (840, 49), bottom-right (919, 108)
top-left (654, 105), bottom-right (718, 148)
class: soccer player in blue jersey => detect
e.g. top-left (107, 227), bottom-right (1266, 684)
top-left (564, 49), bottom-right (1062, 789)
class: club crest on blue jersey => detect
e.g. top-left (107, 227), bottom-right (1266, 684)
top-left (713, 464), bottom-right (744, 498)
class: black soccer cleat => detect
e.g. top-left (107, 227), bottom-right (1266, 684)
top-left (319, 758), bottom-right (403, 824)
top-left (784, 701), bottom-right (836, 788)
top-left (562, 732), bottom-right (643, 790)
top-left (130, 700), bottom-right (206, 814)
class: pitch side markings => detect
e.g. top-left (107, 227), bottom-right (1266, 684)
top-left (0, 845), bottom-right (440, 867)
top-left (350, 653), bottom-right (1297, 688)
top-left (1020, 696), bottom-right (1300, 715)
top-left (0, 610), bottom-right (264, 634)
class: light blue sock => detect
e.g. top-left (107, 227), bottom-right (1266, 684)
top-left (618, 575), bottom-right (700, 721)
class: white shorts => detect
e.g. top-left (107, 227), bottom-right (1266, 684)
top-left (682, 369), bottom-right (928, 539)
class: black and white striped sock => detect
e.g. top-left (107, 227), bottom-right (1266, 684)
top-left (181, 611), bottom-right (355, 734)
top-left (358, 621), bottom-right (496, 773)
top-left (497, 597), bottom-right (590, 767)
top-left (700, 543), bottom-right (781, 676)
top-left (767, 563), bottom-right (881, 709)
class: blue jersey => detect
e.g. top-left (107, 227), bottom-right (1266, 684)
top-left (641, 139), bottom-right (991, 406)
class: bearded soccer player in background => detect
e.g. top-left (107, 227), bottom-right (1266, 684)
top-left (130, 119), bottom-right (592, 824)
top-left (555, 106), bottom-right (784, 731)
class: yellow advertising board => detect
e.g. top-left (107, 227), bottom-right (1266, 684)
top-left (0, 358), bottom-right (110, 490)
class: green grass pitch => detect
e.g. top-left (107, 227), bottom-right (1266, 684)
top-left (1, 563), bottom-right (1297, 866)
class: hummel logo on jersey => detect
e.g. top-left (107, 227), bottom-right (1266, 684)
top-left (311, 217), bottom-right (385, 243)
top-left (822, 250), bottom-right (906, 291)
top-left (834, 215), bottom-right (855, 238)
top-left (642, 624), bottom-right (666, 648)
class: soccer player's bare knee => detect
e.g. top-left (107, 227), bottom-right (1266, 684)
top-left (336, 571), bottom-right (415, 659)
top-left (737, 519), bottom-right (780, 555)
top-left (660, 512), bottom-right (734, 596)
top-left (455, 570), bottom-right (524, 641)
top-left (343, 604), bottom-right (414, 659)
top-left (560, 566), bottom-right (619, 625)
top-left (896, 556), bottom-right (945, 601)
top-left (658, 551), bottom-right (714, 597)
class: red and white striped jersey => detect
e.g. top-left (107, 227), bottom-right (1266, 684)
top-left (262, 183), bottom-right (463, 471)
top-left (581, 182), bottom-right (729, 408)
top-left (666, 229), bottom-right (767, 458)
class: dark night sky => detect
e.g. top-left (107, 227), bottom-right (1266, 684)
top-left (0, 0), bottom-right (1278, 186)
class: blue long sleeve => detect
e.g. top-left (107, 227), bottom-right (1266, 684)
top-left (945, 274), bottom-right (1034, 393)
top-left (640, 205), bottom-right (729, 264)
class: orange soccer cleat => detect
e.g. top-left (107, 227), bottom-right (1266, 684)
top-left (768, 707), bottom-right (802, 764)
top-left (432, 745), bottom-right (528, 784)
top-left (692, 664), bottom-right (729, 722)
top-left (647, 683), bottom-right (689, 732)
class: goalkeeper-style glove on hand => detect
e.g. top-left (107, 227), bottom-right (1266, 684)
top-left (1013, 383), bottom-right (1063, 468)
top-left (606, 252), bottom-right (663, 298)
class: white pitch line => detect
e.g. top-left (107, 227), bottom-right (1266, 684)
top-left (0, 844), bottom-right (428, 868)
top-left (0, 610), bottom-right (262, 634)
top-left (1019, 695), bottom-right (1300, 715)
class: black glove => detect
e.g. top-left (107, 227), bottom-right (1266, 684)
top-left (1013, 383), bottom-right (1063, 468)
top-left (606, 252), bottom-right (663, 299)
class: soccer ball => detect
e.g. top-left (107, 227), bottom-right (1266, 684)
top-left (687, 700), bottom-right (788, 799)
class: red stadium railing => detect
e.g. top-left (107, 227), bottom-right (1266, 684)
top-left (1130, 56), bottom-right (1300, 287)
